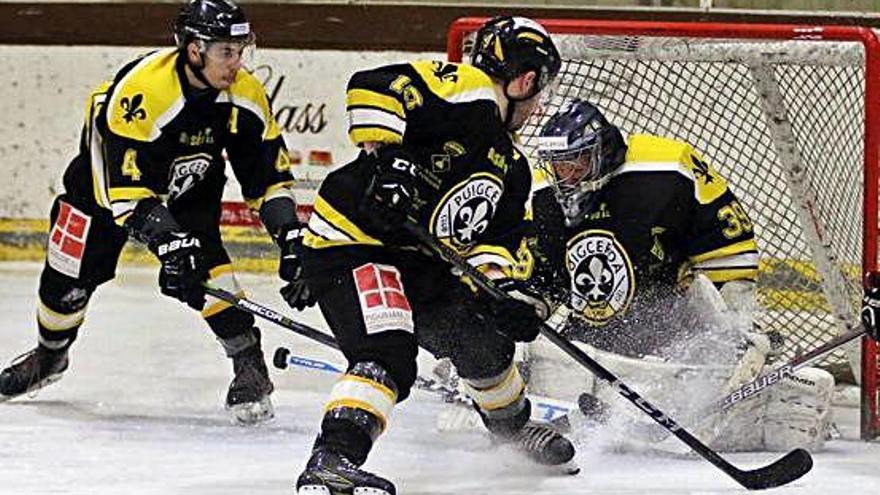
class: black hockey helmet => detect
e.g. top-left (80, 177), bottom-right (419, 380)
top-left (173, 0), bottom-right (253, 48)
top-left (471, 16), bottom-right (561, 98)
top-left (538, 100), bottom-right (627, 226)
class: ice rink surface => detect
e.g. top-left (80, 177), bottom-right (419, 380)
top-left (0, 261), bottom-right (878, 495)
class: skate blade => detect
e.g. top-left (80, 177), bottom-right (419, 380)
top-left (227, 396), bottom-right (275, 425)
top-left (552, 460), bottom-right (581, 476)
top-left (297, 485), bottom-right (391, 495)
top-left (0, 372), bottom-right (65, 403)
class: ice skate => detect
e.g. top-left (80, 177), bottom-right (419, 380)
top-left (498, 421), bottom-right (579, 475)
top-left (226, 342), bottom-right (275, 425)
top-left (0, 346), bottom-right (69, 402)
top-left (296, 447), bottom-right (395, 495)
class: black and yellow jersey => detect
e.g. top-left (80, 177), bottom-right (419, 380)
top-left (62, 48), bottom-right (294, 226)
top-left (303, 60), bottom-right (533, 277)
top-left (531, 134), bottom-right (758, 350)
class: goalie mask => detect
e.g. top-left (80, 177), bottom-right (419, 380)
top-left (538, 100), bottom-right (627, 227)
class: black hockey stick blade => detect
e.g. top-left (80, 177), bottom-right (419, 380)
top-left (731, 448), bottom-right (812, 490)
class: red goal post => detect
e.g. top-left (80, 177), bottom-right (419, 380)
top-left (448, 17), bottom-right (880, 440)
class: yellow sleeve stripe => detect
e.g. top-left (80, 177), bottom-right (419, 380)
top-left (465, 244), bottom-right (517, 276)
top-left (302, 232), bottom-right (364, 249)
top-left (697, 267), bottom-right (759, 283)
top-left (349, 127), bottom-right (403, 147)
top-left (689, 238), bottom-right (758, 264)
top-left (243, 180), bottom-right (296, 211)
top-left (108, 187), bottom-right (156, 203)
top-left (311, 195), bottom-right (382, 245)
top-left (114, 211), bottom-right (133, 226)
top-left (347, 89), bottom-right (405, 118)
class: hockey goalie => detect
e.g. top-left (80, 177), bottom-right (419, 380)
top-left (522, 99), bottom-right (835, 453)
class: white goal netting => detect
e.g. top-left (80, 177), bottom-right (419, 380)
top-left (468, 32), bottom-right (869, 379)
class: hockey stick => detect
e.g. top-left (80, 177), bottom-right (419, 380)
top-left (720, 327), bottom-right (866, 410)
top-left (272, 347), bottom-right (574, 423)
top-left (201, 284), bottom-right (471, 406)
top-left (403, 222), bottom-right (812, 490)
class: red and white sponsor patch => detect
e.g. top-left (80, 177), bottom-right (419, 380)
top-left (47, 201), bottom-right (91, 279)
top-left (353, 263), bottom-right (413, 335)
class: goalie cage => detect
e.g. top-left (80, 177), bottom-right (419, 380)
top-left (448, 18), bottom-right (880, 440)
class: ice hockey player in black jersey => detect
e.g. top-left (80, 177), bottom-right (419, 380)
top-left (862, 271), bottom-right (880, 341)
top-left (294, 16), bottom-right (575, 495)
top-left (530, 98), bottom-right (759, 352)
top-left (0, 0), bottom-right (311, 425)
top-left (527, 99), bottom-right (837, 453)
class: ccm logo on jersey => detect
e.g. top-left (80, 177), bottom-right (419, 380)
top-left (353, 263), bottom-right (414, 335)
top-left (47, 201), bottom-right (92, 279)
top-left (431, 175), bottom-right (502, 247)
top-left (566, 230), bottom-right (635, 325)
top-left (168, 154), bottom-right (211, 201)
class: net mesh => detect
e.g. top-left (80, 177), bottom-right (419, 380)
top-left (481, 34), bottom-right (867, 373)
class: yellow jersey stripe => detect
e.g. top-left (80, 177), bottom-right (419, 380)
top-left (311, 196), bottom-right (382, 245)
top-left (108, 187), bottom-right (156, 203)
top-left (689, 238), bottom-right (758, 264)
top-left (698, 267), bottom-right (759, 283)
top-left (346, 89), bottom-right (405, 118)
top-left (349, 127), bottom-right (403, 146)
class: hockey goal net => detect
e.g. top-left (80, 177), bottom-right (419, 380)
top-left (448, 18), bottom-right (880, 440)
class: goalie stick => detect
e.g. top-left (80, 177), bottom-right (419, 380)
top-left (720, 327), bottom-right (866, 410)
top-left (403, 221), bottom-right (812, 490)
top-left (201, 284), bottom-right (471, 406)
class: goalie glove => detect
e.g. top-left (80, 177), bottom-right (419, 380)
top-left (861, 270), bottom-right (880, 341)
top-left (486, 278), bottom-right (551, 342)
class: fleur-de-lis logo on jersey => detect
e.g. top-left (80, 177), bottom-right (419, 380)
top-left (432, 61), bottom-right (459, 83)
top-left (121, 94), bottom-right (146, 123)
top-left (454, 199), bottom-right (490, 243)
top-left (432, 176), bottom-right (502, 248)
top-left (566, 230), bottom-right (635, 326)
top-left (574, 255), bottom-right (615, 303)
top-left (689, 154), bottom-right (714, 184)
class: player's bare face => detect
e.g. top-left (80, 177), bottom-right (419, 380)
top-left (200, 40), bottom-right (251, 89)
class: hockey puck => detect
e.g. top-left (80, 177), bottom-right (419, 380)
top-left (273, 346), bottom-right (291, 370)
top-left (578, 392), bottom-right (609, 419)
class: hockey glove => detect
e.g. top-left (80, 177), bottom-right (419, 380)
top-left (277, 223), bottom-right (316, 311)
top-left (363, 146), bottom-right (420, 229)
top-left (150, 231), bottom-right (208, 311)
top-left (486, 278), bottom-right (551, 342)
top-left (861, 270), bottom-right (880, 341)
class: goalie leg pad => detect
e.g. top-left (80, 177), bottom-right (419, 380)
top-left (763, 366), bottom-right (834, 452)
